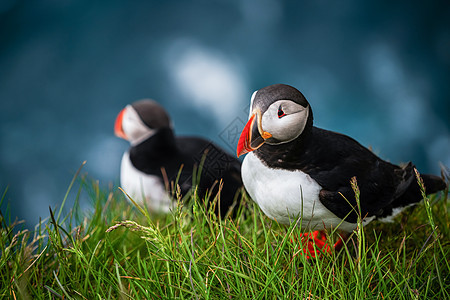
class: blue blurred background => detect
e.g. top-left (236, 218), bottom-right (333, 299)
top-left (1, 0), bottom-right (449, 227)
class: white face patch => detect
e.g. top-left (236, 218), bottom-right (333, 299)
top-left (249, 90), bottom-right (258, 119)
top-left (261, 100), bottom-right (309, 144)
top-left (122, 105), bottom-right (156, 145)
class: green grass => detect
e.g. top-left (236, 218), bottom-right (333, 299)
top-left (0, 169), bottom-right (449, 299)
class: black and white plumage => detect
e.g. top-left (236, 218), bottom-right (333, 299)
top-left (237, 84), bottom-right (446, 232)
top-left (115, 99), bottom-right (242, 216)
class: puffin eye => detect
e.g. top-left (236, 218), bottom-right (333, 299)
top-left (277, 106), bottom-right (286, 118)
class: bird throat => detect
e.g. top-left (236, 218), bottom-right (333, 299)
top-left (254, 124), bottom-right (313, 171)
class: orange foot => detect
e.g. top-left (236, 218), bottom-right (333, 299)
top-left (297, 230), bottom-right (345, 259)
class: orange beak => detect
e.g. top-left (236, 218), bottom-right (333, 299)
top-left (236, 111), bottom-right (272, 157)
top-left (114, 108), bottom-right (128, 140)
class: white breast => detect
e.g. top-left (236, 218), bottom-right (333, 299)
top-left (120, 152), bottom-right (174, 212)
top-left (242, 152), bottom-right (358, 232)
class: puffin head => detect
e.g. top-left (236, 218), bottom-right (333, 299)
top-left (114, 99), bottom-right (171, 145)
top-left (237, 84), bottom-right (313, 157)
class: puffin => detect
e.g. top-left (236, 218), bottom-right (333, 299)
top-left (115, 99), bottom-right (242, 217)
top-left (237, 84), bottom-right (446, 255)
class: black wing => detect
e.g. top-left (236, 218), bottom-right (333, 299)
top-left (176, 136), bottom-right (243, 216)
top-left (306, 128), bottom-right (416, 223)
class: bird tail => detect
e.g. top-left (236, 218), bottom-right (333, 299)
top-left (392, 164), bottom-right (447, 208)
top-left (377, 164), bottom-right (447, 223)
top-left (421, 173), bottom-right (447, 195)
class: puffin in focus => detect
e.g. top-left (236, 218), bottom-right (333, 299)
top-left (237, 84), bottom-right (446, 255)
top-left (115, 99), bottom-right (242, 217)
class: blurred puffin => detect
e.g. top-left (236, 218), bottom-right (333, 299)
top-left (237, 84), bottom-right (446, 254)
top-left (115, 99), bottom-right (242, 217)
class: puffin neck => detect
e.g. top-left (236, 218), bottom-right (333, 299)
top-left (130, 127), bottom-right (178, 158)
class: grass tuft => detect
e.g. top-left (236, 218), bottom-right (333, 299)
top-left (0, 171), bottom-right (449, 299)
